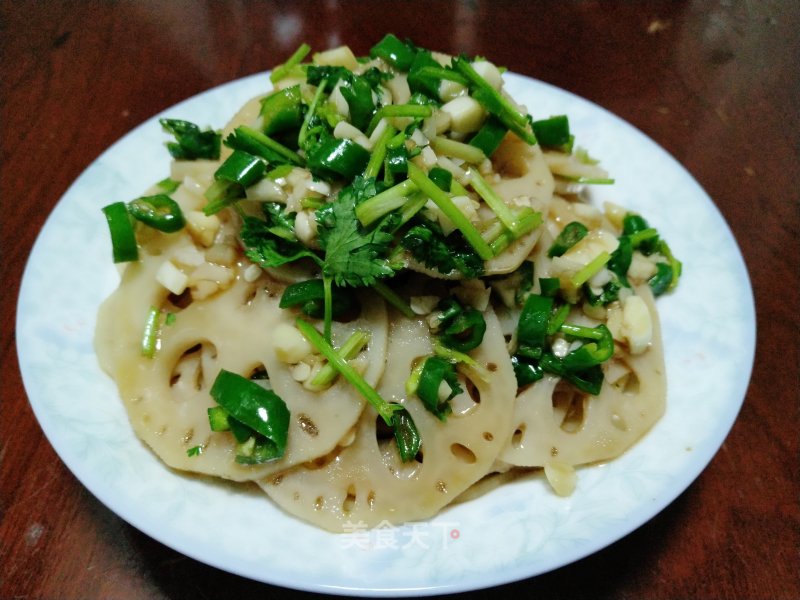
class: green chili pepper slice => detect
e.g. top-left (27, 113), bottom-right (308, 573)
top-left (469, 117), bottom-right (508, 157)
top-left (516, 294), bottom-right (553, 358)
top-left (260, 85), bottom-right (304, 135)
top-left (439, 306), bottom-right (486, 353)
top-left (391, 407), bottom-right (421, 463)
top-left (128, 194), bottom-right (185, 233)
top-left (209, 369), bottom-right (290, 462)
top-left (548, 221), bottom-right (588, 257)
top-left (101, 201), bottom-right (139, 263)
top-left (416, 356), bottom-right (461, 420)
top-left (532, 115), bottom-right (571, 148)
top-left (370, 34), bottom-right (417, 71)
top-left (307, 137), bottom-right (370, 180)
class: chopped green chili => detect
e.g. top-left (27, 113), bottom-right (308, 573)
top-left (469, 117), bottom-right (508, 157)
top-left (532, 115), bottom-right (570, 148)
top-left (204, 150), bottom-right (267, 214)
top-left (427, 166), bottom-right (453, 192)
top-left (516, 294), bottom-right (553, 358)
top-left (307, 137), bottom-right (371, 180)
top-left (102, 201), bottom-right (139, 263)
top-left (260, 85), bottom-right (304, 135)
top-left (435, 298), bottom-right (486, 353)
top-left (415, 356), bottom-right (462, 420)
top-left (391, 407), bottom-right (422, 463)
top-left (209, 369), bottom-right (290, 463)
top-left (369, 34), bottom-right (417, 71)
top-left (128, 194), bottom-right (185, 233)
top-left (548, 221), bottom-right (589, 257)
top-left (648, 262), bottom-right (674, 296)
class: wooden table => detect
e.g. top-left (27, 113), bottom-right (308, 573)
top-left (2, 1), bottom-right (798, 598)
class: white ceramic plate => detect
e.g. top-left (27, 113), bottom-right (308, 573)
top-left (17, 72), bottom-right (755, 596)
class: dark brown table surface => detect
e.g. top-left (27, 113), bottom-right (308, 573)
top-left (2, 1), bottom-right (798, 598)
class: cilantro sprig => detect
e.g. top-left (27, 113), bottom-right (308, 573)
top-left (159, 119), bottom-right (221, 160)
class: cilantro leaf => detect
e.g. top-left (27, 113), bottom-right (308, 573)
top-left (240, 203), bottom-right (322, 269)
top-left (305, 65), bottom-right (352, 87)
top-left (159, 119), bottom-right (221, 160)
top-left (316, 177), bottom-right (396, 287)
top-left (401, 217), bottom-right (485, 278)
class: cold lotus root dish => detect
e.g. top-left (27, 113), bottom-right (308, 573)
top-left (95, 35), bottom-right (682, 532)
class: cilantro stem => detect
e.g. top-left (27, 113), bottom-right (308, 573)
top-left (367, 104), bottom-right (434, 136)
top-left (323, 273), bottom-right (334, 343)
top-left (141, 305), bottom-right (161, 358)
top-left (372, 281), bottom-right (415, 318)
top-left (156, 177), bottom-right (180, 193)
top-left (270, 43), bottom-right (311, 84)
top-left (296, 318), bottom-right (402, 426)
top-left (570, 251), bottom-right (611, 287)
top-left (451, 56), bottom-right (536, 145)
top-left (480, 219), bottom-right (506, 246)
top-left (309, 329), bottom-right (370, 388)
top-left (430, 136), bottom-right (486, 165)
top-left (659, 240), bottom-right (682, 291)
top-left (298, 79), bottom-right (328, 149)
top-left (354, 179), bottom-right (417, 226)
top-left (414, 65), bottom-right (469, 86)
top-left (364, 124), bottom-right (397, 179)
top-left (468, 167), bottom-right (524, 236)
top-left (227, 125), bottom-right (304, 166)
top-left (397, 190), bottom-right (429, 226)
top-left (487, 208), bottom-right (542, 255)
top-left (432, 341), bottom-right (489, 382)
top-left (407, 163), bottom-right (494, 260)
top-left (557, 175), bottom-right (615, 185)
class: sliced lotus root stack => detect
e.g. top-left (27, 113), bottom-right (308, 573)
top-left (499, 286), bottom-right (666, 469)
top-left (260, 307), bottom-right (516, 531)
top-left (95, 227), bottom-right (388, 481)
